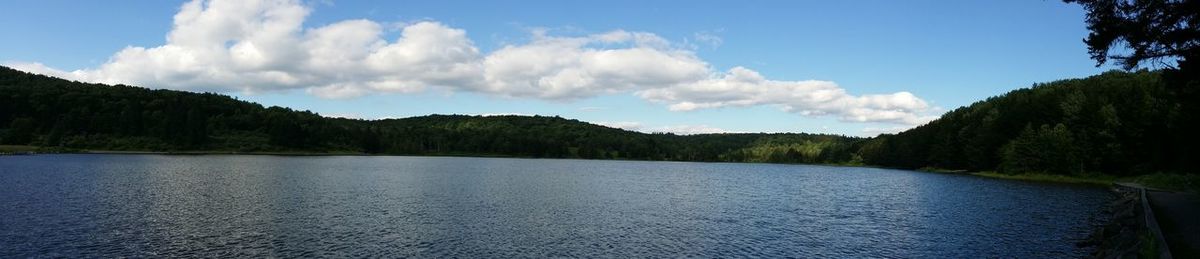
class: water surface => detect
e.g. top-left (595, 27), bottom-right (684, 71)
top-left (0, 154), bottom-right (1110, 257)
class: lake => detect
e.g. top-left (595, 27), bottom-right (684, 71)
top-left (0, 154), bottom-right (1111, 257)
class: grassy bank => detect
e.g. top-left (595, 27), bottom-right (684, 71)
top-left (82, 150), bottom-right (368, 156)
top-left (0, 145), bottom-right (41, 153)
top-left (971, 171), bottom-right (1199, 193)
top-left (0, 145), bottom-right (367, 156)
top-left (1129, 173), bottom-right (1200, 193)
top-left (918, 167), bottom-right (970, 174)
top-left (0, 145), bottom-right (69, 154)
top-left (971, 171), bottom-right (1116, 186)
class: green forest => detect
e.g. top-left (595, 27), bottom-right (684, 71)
top-left (0, 66), bottom-right (861, 164)
top-left (859, 70), bottom-right (1198, 176)
top-left (1, 65), bottom-right (1196, 177)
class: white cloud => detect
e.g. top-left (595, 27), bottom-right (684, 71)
top-left (322, 112), bottom-right (363, 119)
top-left (597, 121), bottom-right (644, 131)
top-left (6, 62), bottom-right (72, 80)
top-left (692, 31), bottom-right (723, 49)
top-left (861, 126), bottom-right (913, 136)
top-left (8, 0), bottom-right (936, 127)
top-left (364, 21), bottom-right (482, 90)
top-left (595, 121), bottom-right (731, 135)
top-left (476, 30), bottom-right (708, 99)
top-left (636, 67), bottom-right (937, 125)
top-left (648, 125), bottom-right (730, 135)
top-left (479, 113), bottom-right (534, 117)
top-left (305, 82), bottom-right (370, 99)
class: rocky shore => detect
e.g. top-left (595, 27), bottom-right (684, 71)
top-left (1078, 185), bottom-right (1164, 258)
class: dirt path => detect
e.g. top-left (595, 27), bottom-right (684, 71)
top-left (1148, 190), bottom-right (1200, 258)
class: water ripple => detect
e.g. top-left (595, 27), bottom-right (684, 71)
top-left (0, 155), bottom-right (1111, 257)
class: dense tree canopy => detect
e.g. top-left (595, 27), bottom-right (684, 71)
top-left (0, 66), bottom-right (861, 164)
top-left (859, 70), bottom-right (1196, 176)
top-left (1067, 0), bottom-right (1200, 175)
top-left (1066, 0), bottom-right (1200, 70)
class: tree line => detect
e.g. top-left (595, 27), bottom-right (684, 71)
top-left (2, 65), bottom-right (1196, 176)
top-left (0, 66), bottom-right (861, 164)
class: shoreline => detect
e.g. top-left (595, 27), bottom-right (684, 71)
top-left (2, 145), bottom-right (396, 157)
top-left (81, 150), bottom-right (368, 156)
top-left (918, 167), bottom-right (1116, 186)
top-left (8, 146), bottom-right (1192, 192)
top-left (970, 171), bottom-right (1115, 186)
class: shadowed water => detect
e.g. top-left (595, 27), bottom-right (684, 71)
top-left (0, 154), bottom-right (1110, 257)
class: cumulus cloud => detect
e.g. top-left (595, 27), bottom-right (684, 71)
top-left (322, 112), bottom-right (364, 119)
top-left (7, 0), bottom-right (936, 126)
top-left (596, 121), bottom-right (730, 135)
top-left (636, 67), bottom-right (936, 125)
top-left (12, 0), bottom-right (480, 97)
top-left (597, 121), bottom-right (644, 131)
top-left (52, 0), bottom-right (313, 93)
top-left (648, 125), bottom-right (730, 135)
top-left (861, 126), bottom-right (914, 136)
top-left (476, 30), bottom-right (708, 99)
top-left (479, 113), bottom-right (534, 117)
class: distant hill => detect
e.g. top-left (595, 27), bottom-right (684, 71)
top-left (0, 66), bottom-right (860, 164)
top-left (1, 66), bottom-right (1195, 176)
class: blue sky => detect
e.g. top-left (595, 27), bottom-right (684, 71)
top-left (0, 0), bottom-right (1117, 135)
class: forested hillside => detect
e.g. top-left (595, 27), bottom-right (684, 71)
top-left (859, 70), bottom-right (1198, 176)
top-left (1, 66), bottom-right (1195, 176)
top-left (0, 66), bottom-right (860, 163)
